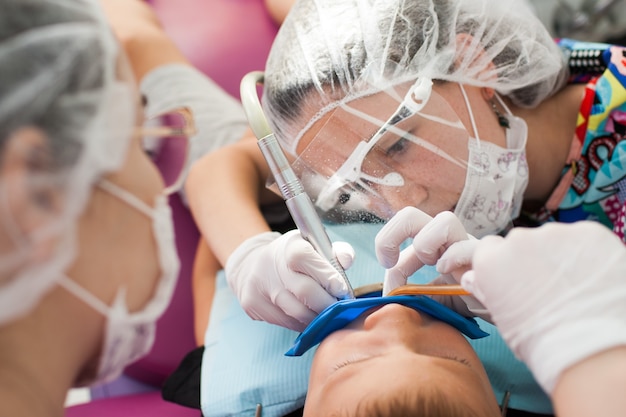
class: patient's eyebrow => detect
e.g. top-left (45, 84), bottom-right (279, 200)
top-left (439, 355), bottom-right (472, 369)
top-left (334, 354), bottom-right (382, 372)
top-left (336, 351), bottom-right (473, 374)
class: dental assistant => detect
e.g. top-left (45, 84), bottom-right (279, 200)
top-left (0, 0), bottom-right (241, 415)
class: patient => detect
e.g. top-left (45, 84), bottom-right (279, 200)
top-left (304, 303), bottom-right (500, 416)
top-left (192, 264), bottom-right (503, 416)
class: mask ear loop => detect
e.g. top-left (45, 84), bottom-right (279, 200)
top-left (97, 179), bottom-right (154, 219)
top-left (458, 84), bottom-right (481, 148)
top-left (58, 274), bottom-right (112, 316)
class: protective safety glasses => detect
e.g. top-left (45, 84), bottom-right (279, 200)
top-left (137, 107), bottom-right (196, 195)
top-left (291, 76), bottom-right (472, 221)
top-left (315, 77), bottom-right (433, 211)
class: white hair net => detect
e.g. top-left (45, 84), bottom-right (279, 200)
top-left (0, 0), bottom-right (136, 324)
top-left (262, 0), bottom-right (568, 156)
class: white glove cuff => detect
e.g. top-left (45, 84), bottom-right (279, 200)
top-left (225, 232), bottom-right (281, 278)
top-left (140, 64), bottom-right (248, 203)
top-left (517, 318), bottom-right (626, 394)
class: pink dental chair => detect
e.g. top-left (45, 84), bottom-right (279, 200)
top-left (65, 1), bottom-right (278, 415)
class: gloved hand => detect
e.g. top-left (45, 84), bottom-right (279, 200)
top-left (374, 207), bottom-right (490, 320)
top-left (462, 221), bottom-right (626, 394)
top-left (225, 229), bottom-right (355, 331)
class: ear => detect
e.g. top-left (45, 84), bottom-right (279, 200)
top-left (454, 33), bottom-right (498, 92)
top-left (481, 87), bottom-right (495, 101)
top-left (0, 127), bottom-right (58, 263)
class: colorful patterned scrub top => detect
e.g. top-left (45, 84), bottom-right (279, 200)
top-left (531, 39), bottom-right (626, 242)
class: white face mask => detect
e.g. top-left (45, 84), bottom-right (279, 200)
top-left (453, 89), bottom-right (529, 237)
top-left (59, 179), bottom-right (180, 386)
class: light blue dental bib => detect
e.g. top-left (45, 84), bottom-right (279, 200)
top-left (201, 223), bottom-right (552, 416)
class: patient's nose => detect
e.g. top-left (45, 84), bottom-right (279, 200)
top-left (363, 303), bottom-right (424, 330)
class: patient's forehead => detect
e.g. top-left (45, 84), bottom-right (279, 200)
top-left (305, 351), bottom-right (500, 417)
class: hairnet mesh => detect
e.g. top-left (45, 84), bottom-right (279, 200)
top-left (0, 0), bottom-right (136, 323)
top-left (262, 0), bottom-right (568, 155)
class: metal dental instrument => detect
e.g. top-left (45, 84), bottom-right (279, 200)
top-left (240, 71), bottom-right (355, 300)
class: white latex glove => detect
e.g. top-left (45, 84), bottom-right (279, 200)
top-left (462, 221), bottom-right (626, 394)
top-left (374, 207), bottom-right (490, 320)
top-left (225, 230), bottom-right (355, 331)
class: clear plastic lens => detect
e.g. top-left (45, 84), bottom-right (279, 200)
top-left (291, 81), bottom-right (470, 221)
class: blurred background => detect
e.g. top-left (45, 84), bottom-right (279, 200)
top-left (528, 0), bottom-right (626, 44)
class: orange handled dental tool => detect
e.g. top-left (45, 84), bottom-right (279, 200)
top-left (388, 284), bottom-right (471, 296)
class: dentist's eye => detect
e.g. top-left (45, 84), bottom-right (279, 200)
top-left (385, 136), bottom-right (409, 156)
top-left (338, 193), bottom-right (351, 204)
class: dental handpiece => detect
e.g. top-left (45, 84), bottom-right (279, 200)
top-left (240, 71), bottom-right (355, 301)
top-left (257, 134), bottom-right (356, 300)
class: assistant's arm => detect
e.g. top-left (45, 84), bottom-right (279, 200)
top-left (100, 0), bottom-right (189, 81)
top-left (101, 0), bottom-right (249, 182)
top-left (553, 347), bottom-right (626, 417)
top-left (185, 133), bottom-right (279, 266)
top-left (264, 0), bottom-right (296, 26)
top-left (464, 221), bottom-right (626, 417)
